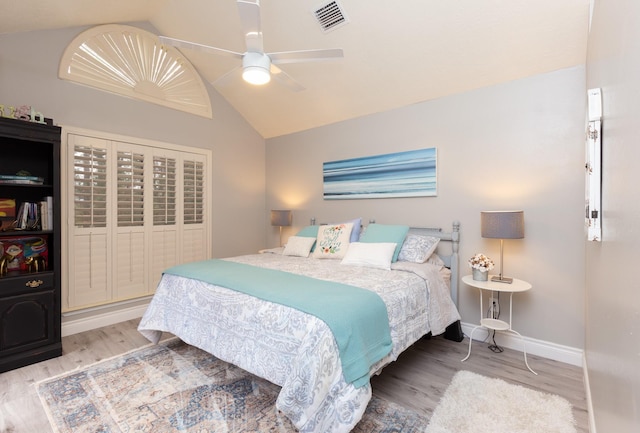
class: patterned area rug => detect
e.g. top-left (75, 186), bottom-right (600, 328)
top-left (37, 338), bottom-right (427, 432)
top-left (425, 370), bottom-right (577, 433)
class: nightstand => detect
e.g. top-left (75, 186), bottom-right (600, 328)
top-left (461, 274), bottom-right (536, 374)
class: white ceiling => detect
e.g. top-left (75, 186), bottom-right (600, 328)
top-left (1, 0), bottom-right (589, 138)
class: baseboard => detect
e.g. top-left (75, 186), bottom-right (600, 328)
top-left (461, 322), bottom-right (583, 366)
top-left (61, 301), bottom-right (150, 337)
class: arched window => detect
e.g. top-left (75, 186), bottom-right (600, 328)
top-left (59, 24), bottom-right (212, 119)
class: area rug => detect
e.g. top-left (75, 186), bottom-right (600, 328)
top-left (425, 370), bottom-right (577, 433)
top-left (36, 338), bottom-right (427, 432)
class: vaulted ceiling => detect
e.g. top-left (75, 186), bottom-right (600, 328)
top-left (1, 0), bottom-right (589, 138)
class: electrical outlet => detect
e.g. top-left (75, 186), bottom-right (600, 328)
top-left (491, 300), bottom-right (500, 319)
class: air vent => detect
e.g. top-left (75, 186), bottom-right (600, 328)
top-left (313, 1), bottom-right (349, 33)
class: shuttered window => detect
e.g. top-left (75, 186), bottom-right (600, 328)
top-left (184, 160), bottom-right (204, 224)
top-left (73, 146), bottom-right (107, 228)
top-left (117, 151), bottom-right (145, 227)
top-left (64, 130), bottom-right (211, 312)
top-left (153, 156), bottom-right (176, 226)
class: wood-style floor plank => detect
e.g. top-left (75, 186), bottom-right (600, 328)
top-left (0, 319), bottom-right (589, 432)
top-left (371, 334), bottom-right (589, 432)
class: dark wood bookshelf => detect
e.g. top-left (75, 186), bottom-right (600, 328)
top-left (0, 116), bottom-right (62, 372)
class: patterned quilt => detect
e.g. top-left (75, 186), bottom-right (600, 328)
top-left (138, 252), bottom-right (460, 433)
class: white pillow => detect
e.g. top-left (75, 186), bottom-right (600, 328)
top-left (340, 242), bottom-right (397, 270)
top-left (313, 223), bottom-right (353, 259)
top-left (282, 236), bottom-right (316, 257)
top-left (398, 234), bottom-right (440, 263)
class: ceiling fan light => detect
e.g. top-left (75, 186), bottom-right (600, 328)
top-left (242, 51), bottom-right (271, 85)
top-left (242, 66), bottom-right (271, 85)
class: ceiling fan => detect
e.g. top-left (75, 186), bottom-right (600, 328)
top-left (159, 0), bottom-right (344, 91)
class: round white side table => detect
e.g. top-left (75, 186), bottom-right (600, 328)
top-left (461, 274), bottom-right (537, 374)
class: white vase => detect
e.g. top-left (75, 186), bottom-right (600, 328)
top-left (472, 268), bottom-right (488, 281)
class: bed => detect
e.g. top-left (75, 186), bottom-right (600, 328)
top-left (138, 221), bottom-right (461, 433)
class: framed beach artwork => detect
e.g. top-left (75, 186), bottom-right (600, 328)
top-left (323, 148), bottom-right (437, 200)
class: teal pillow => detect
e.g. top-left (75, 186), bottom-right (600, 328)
top-left (359, 224), bottom-right (410, 262)
top-left (295, 225), bottom-right (319, 251)
top-left (296, 225), bottom-right (319, 238)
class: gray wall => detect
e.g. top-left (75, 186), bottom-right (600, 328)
top-left (586, 1), bottom-right (640, 431)
top-left (0, 24), bottom-right (267, 258)
top-left (267, 66), bottom-right (586, 349)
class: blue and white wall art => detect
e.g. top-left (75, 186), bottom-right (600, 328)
top-left (323, 148), bottom-right (437, 199)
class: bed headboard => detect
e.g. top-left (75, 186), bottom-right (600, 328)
top-left (408, 221), bottom-right (460, 307)
top-left (308, 219), bottom-right (460, 307)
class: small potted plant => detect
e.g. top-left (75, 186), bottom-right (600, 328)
top-left (468, 253), bottom-right (494, 281)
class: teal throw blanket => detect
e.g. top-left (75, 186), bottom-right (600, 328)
top-left (164, 259), bottom-right (392, 387)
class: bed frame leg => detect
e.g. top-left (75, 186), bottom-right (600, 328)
top-left (443, 320), bottom-right (464, 342)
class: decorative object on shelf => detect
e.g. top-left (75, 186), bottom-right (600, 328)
top-left (468, 253), bottom-right (494, 281)
top-left (471, 268), bottom-right (488, 281)
top-left (0, 198), bottom-right (15, 218)
top-left (480, 210), bottom-right (524, 284)
top-left (0, 103), bottom-right (47, 124)
top-left (0, 236), bottom-right (48, 272)
top-left (25, 255), bottom-right (46, 273)
top-left (270, 209), bottom-right (292, 247)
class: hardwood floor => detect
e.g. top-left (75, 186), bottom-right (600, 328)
top-left (0, 319), bottom-right (589, 432)
top-left (371, 333), bottom-right (590, 433)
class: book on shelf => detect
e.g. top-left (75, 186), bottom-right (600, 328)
top-left (39, 197), bottom-right (53, 231)
top-left (0, 174), bottom-right (45, 185)
top-left (12, 197), bottom-right (53, 231)
top-left (46, 196), bottom-right (53, 230)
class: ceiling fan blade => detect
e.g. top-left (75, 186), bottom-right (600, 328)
top-left (270, 64), bottom-right (305, 92)
top-left (269, 48), bottom-right (344, 65)
top-left (211, 65), bottom-right (242, 87)
top-left (237, 0), bottom-right (264, 53)
top-left (159, 36), bottom-right (243, 59)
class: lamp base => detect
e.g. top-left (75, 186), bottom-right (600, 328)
top-left (491, 275), bottom-right (513, 284)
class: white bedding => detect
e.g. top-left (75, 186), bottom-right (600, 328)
top-left (138, 252), bottom-right (460, 433)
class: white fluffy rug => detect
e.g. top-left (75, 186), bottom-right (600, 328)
top-left (426, 371), bottom-right (577, 433)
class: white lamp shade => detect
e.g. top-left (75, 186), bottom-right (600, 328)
top-left (481, 210), bottom-right (524, 239)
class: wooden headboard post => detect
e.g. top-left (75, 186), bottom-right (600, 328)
top-left (450, 221), bottom-right (460, 307)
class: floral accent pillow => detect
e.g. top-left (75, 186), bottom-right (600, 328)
top-left (313, 223), bottom-right (353, 259)
top-left (398, 234), bottom-right (440, 263)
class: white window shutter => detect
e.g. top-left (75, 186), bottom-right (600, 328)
top-left (113, 147), bottom-right (148, 300)
top-left (71, 232), bottom-right (110, 306)
top-left (183, 159), bottom-right (204, 224)
top-left (68, 135), bottom-right (111, 308)
top-left (153, 156), bottom-right (177, 226)
top-left (116, 150), bottom-right (145, 227)
top-left (181, 156), bottom-right (207, 264)
top-left (73, 145), bottom-right (107, 228)
top-left (64, 130), bottom-right (211, 311)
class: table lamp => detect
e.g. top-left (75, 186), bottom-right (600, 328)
top-left (481, 210), bottom-right (524, 283)
top-left (271, 210), bottom-right (292, 246)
